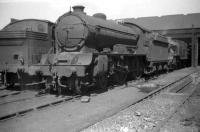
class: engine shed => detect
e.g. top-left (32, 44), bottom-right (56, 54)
top-left (121, 13), bottom-right (200, 67)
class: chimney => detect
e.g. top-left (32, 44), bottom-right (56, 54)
top-left (72, 5), bottom-right (85, 13)
top-left (93, 13), bottom-right (107, 20)
top-left (10, 18), bottom-right (19, 23)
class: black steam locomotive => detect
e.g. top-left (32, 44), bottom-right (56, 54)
top-left (35, 5), bottom-right (188, 94)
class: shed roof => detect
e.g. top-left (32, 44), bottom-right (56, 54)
top-left (123, 13), bottom-right (200, 30)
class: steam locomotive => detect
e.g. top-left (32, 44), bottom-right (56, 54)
top-left (34, 5), bottom-right (188, 94)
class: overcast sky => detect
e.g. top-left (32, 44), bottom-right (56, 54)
top-left (0, 0), bottom-right (200, 29)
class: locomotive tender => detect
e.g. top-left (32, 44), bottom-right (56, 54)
top-left (37, 5), bottom-right (185, 94)
top-left (0, 19), bottom-right (54, 87)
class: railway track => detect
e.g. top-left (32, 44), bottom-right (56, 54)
top-left (81, 70), bottom-right (197, 132)
top-left (0, 88), bottom-right (81, 121)
top-left (152, 74), bottom-right (199, 132)
top-left (0, 72), bottom-right (145, 122)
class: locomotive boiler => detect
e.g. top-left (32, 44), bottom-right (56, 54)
top-left (55, 5), bottom-right (138, 52)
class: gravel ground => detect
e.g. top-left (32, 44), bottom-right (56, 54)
top-left (159, 74), bottom-right (200, 132)
top-left (82, 72), bottom-right (200, 132)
